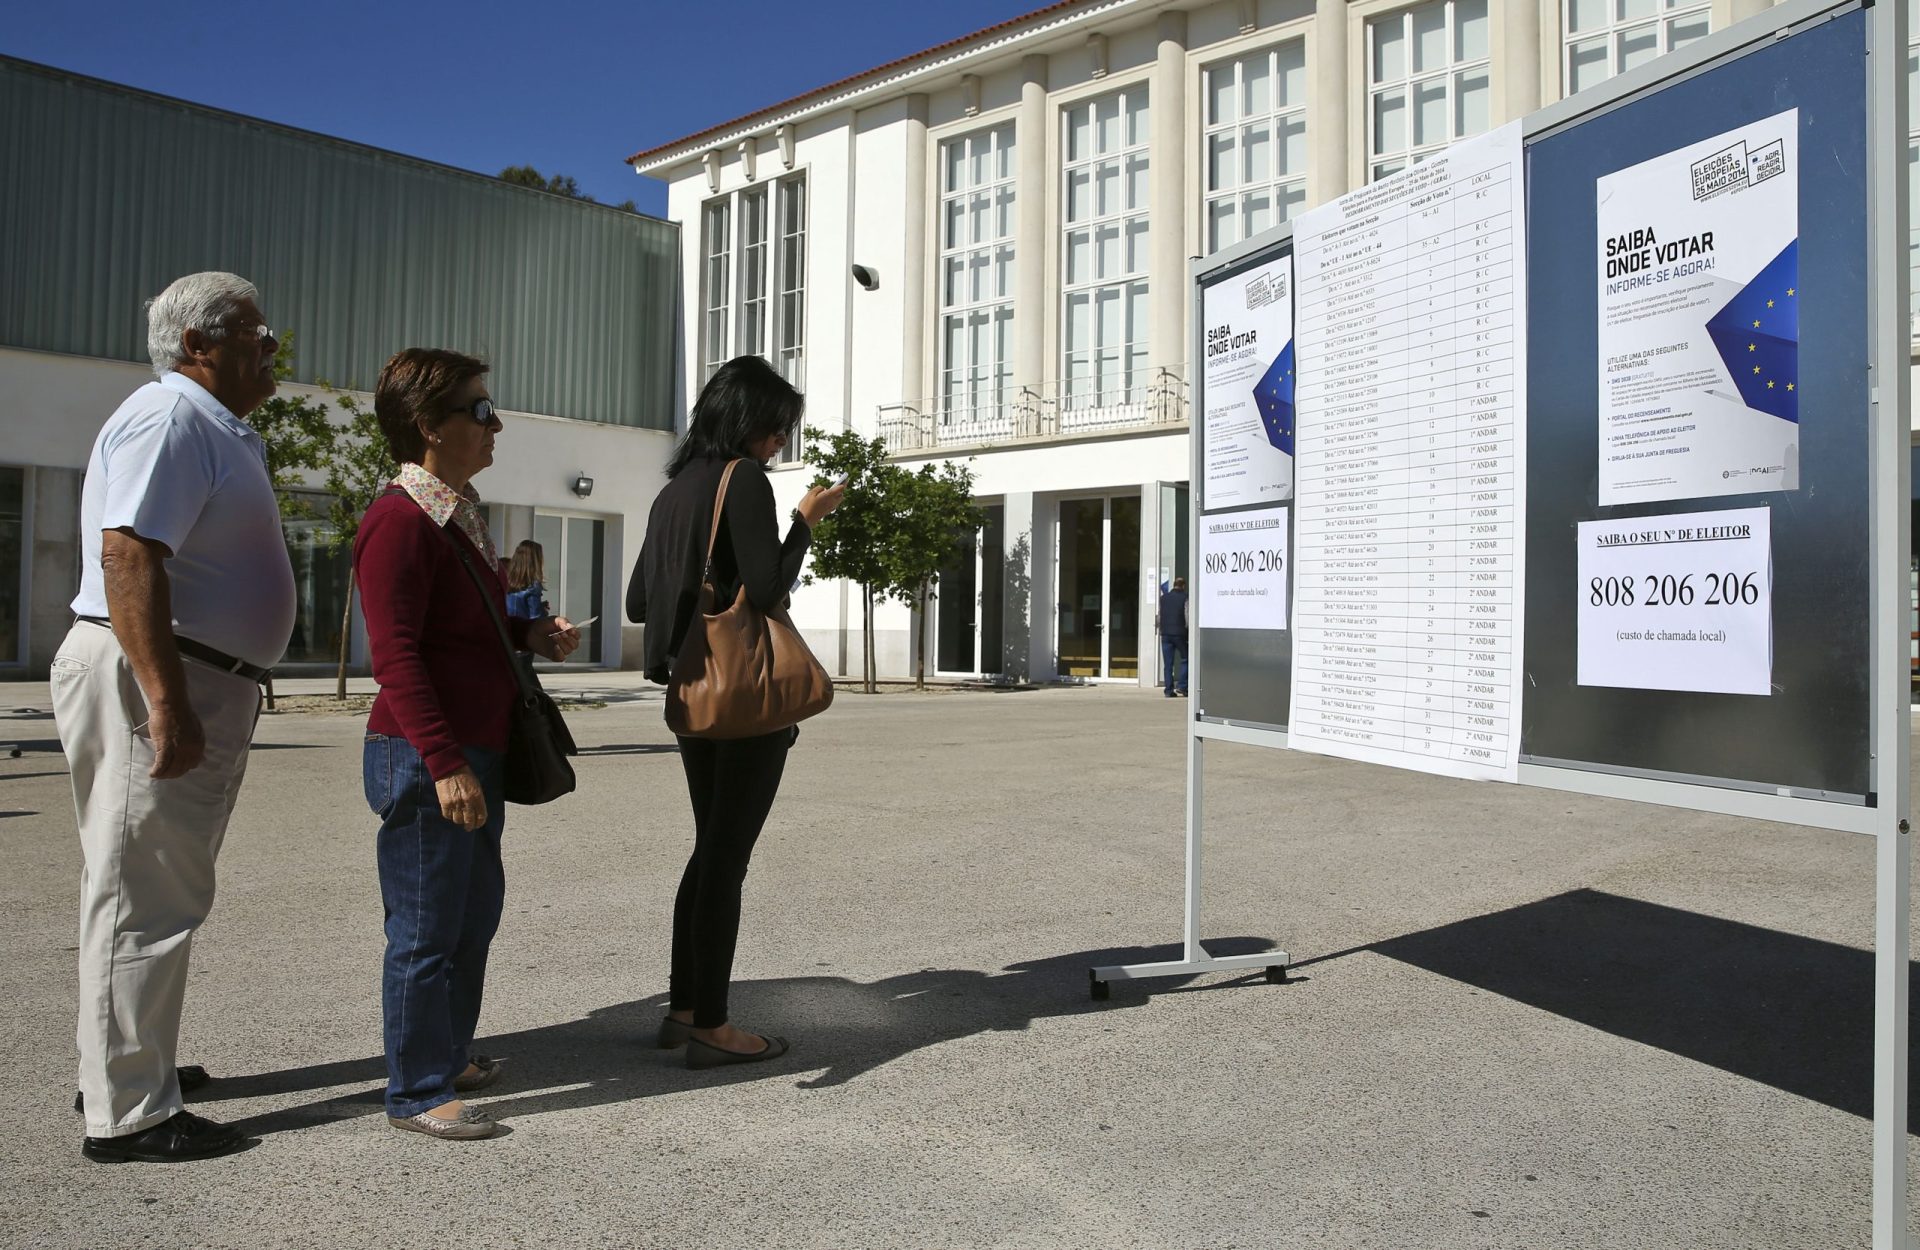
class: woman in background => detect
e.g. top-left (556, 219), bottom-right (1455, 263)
top-left (504, 541), bottom-right (548, 622)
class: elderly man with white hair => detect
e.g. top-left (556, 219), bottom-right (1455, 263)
top-left (53, 271), bottom-right (295, 1163)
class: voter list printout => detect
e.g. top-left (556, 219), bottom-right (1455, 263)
top-left (1286, 122), bottom-right (1528, 783)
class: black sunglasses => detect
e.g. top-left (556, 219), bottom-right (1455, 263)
top-left (446, 398), bottom-right (499, 426)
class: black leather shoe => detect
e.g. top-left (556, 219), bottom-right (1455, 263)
top-left (73, 1065), bottom-right (211, 1115)
top-left (81, 1111), bottom-right (248, 1163)
top-left (686, 1033), bottom-right (791, 1070)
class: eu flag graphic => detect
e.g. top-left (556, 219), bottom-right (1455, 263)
top-left (1255, 339), bottom-right (1296, 455)
top-left (1706, 239), bottom-right (1798, 423)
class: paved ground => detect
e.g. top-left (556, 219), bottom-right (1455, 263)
top-left (0, 675), bottom-right (1914, 1249)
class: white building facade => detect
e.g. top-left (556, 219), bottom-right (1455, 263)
top-left (632, 0), bottom-right (1890, 687)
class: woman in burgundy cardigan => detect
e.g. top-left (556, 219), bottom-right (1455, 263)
top-left (353, 349), bottom-right (579, 1140)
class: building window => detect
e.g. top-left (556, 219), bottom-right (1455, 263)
top-left (1062, 86), bottom-right (1151, 411)
top-left (939, 124), bottom-right (1016, 432)
top-left (1203, 42), bottom-right (1308, 252)
top-left (1367, 0), bottom-right (1492, 181)
top-left (776, 177), bottom-right (807, 398)
top-left (534, 512), bottom-right (607, 664)
top-left (0, 466), bottom-right (22, 665)
top-left (1564, 0), bottom-right (1711, 97)
top-left (700, 175), bottom-right (809, 462)
top-left (281, 497), bottom-right (352, 665)
top-left (701, 199), bottom-right (731, 380)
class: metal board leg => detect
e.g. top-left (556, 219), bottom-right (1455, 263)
top-left (1874, 819), bottom-right (1911, 1250)
top-left (1091, 725), bottom-right (1289, 995)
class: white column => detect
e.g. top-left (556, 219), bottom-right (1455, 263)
top-left (1498, 0), bottom-right (1542, 121)
top-left (1151, 11), bottom-right (1189, 380)
top-left (902, 95), bottom-right (930, 411)
top-left (1726, 0), bottom-right (1770, 27)
top-left (1001, 490), bottom-right (1054, 681)
top-left (1015, 55), bottom-right (1049, 428)
top-left (1311, 0), bottom-right (1352, 206)
top-left (1137, 483), bottom-right (1160, 689)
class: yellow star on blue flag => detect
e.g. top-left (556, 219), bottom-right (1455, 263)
top-left (1254, 339), bottom-right (1295, 455)
top-left (1706, 239), bottom-right (1798, 423)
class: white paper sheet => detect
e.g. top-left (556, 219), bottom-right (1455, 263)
top-left (1576, 506), bottom-right (1773, 695)
top-left (1202, 255), bottom-right (1296, 508)
top-left (1198, 507), bottom-right (1290, 631)
top-left (1287, 122), bottom-right (1528, 783)
top-left (1596, 111), bottom-right (1800, 504)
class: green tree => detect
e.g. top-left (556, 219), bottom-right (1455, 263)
top-left (499, 165), bottom-right (640, 212)
top-left (880, 460), bottom-right (983, 690)
top-left (321, 392), bottom-right (399, 698)
top-left (249, 331), bottom-right (337, 512)
top-left (247, 332), bottom-right (337, 709)
top-left (800, 429), bottom-right (981, 692)
top-left (799, 427), bottom-right (903, 693)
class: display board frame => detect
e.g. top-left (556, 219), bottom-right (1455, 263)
top-left (1093, 0), bottom-right (1910, 1240)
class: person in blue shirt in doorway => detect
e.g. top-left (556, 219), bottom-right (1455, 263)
top-left (505, 540), bottom-right (549, 681)
top-left (1157, 576), bottom-right (1188, 697)
top-left (504, 541), bottom-right (548, 623)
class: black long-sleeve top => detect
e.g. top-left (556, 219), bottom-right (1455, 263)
top-left (627, 454), bottom-right (812, 684)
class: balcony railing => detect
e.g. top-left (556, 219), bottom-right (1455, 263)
top-left (877, 366), bottom-right (1187, 455)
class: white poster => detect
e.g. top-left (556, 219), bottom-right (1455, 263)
top-left (1576, 506), bottom-right (1773, 696)
top-left (1597, 110), bottom-right (1800, 505)
top-left (1202, 254), bottom-right (1295, 509)
top-left (1198, 507), bottom-right (1289, 631)
top-left (1288, 122), bottom-right (1528, 784)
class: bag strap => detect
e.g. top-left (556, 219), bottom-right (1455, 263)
top-left (701, 459), bottom-right (744, 582)
top-left (386, 486), bottom-right (540, 704)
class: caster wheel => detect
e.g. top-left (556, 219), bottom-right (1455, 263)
top-left (1090, 977), bottom-right (1111, 1002)
top-left (1265, 965), bottom-right (1289, 985)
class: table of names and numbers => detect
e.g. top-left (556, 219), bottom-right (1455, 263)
top-left (1286, 123), bottom-right (1528, 783)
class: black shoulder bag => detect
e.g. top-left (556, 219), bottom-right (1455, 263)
top-left (437, 522), bottom-right (579, 805)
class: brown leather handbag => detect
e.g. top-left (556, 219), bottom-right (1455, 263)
top-left (665, 459), bottom-right (835, 739)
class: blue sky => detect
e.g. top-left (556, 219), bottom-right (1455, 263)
top-left (4, 0), bottom-right (1042, 218)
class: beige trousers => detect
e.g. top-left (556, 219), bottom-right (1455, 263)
top-left (51, 622), bottom-right (261, 1137)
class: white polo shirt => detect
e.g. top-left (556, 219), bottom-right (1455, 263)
top-left (71, 373), bottom-right (297, 669)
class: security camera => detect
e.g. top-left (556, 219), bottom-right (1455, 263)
top-left (851, 264), bottom-right (880, 291)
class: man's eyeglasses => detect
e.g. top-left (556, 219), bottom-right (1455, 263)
top-left (447, 398), bottom-right (499, 426)
top-left (223, 322), bottom-right (275, 343)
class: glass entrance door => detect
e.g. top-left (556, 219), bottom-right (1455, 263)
top-left (1056, 494), bottom-right (1140, 679)
top-left (935, 504), bottom-right (1005, 676)
top-left (533, 511), bottom-right (606, 663)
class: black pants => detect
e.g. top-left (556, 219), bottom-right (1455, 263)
top-left (670, 728), bottom-right (792, 1027)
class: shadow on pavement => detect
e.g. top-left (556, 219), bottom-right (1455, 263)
top-left (211, 938), bottom-right (1280, 1136)
top-left (1346, 888), bottom-right (1914, 1123)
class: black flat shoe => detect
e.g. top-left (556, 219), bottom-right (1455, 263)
top-left (657, 1016), bottom-right (694, 1049)
top-left (686, 1033), bottom-right (790, 1070)
top-left (81, 1111), bottom-right (249, 1163)
top-left (73, 1065), bottom-right (211, 1115)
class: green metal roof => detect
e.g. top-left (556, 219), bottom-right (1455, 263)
top-left (0, 55), bottom-right (678, 431)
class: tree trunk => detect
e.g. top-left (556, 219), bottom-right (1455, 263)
top-left (863, 585), bottom-right (876, 694)
top-left (915, 578), bottom-right (929, 691)
top-left (336, 566), bottom-right (357, 700)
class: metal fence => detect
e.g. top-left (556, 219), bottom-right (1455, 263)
top-left (878, 366), bottom-right (1187, 454)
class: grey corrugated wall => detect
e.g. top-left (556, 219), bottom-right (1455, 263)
top-left (0, 56), bottom-right (678, 430)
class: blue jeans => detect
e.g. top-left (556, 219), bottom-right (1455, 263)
top-left (1160, 636), bottom-right (1188, 695)
top-left (364, 735), bottom-right (505, 1118)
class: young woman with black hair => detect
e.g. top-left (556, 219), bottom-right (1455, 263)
top-left (626, 355), bottom-right (844, 1068)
